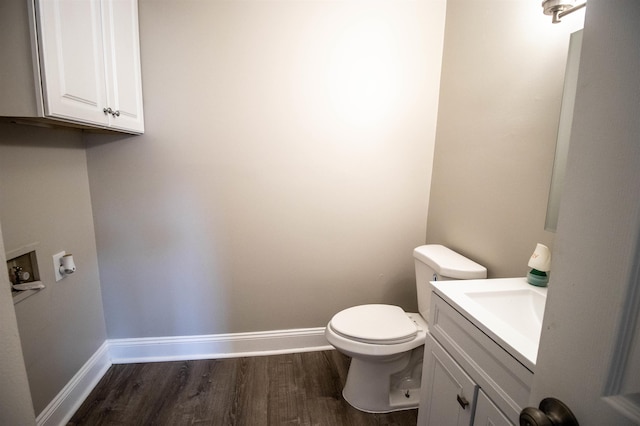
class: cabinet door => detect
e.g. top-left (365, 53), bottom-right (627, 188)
top-left (418, 334), bottom-right (478, 426)
top-left (101, 0), bottom-right (145, 133)
top-left (473, 389), bottom-right (513, 426)
top-left (36, 0), bottom-right (109, 126)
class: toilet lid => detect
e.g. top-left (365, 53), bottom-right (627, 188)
top-left (330, 304), bottom-right (418, 344)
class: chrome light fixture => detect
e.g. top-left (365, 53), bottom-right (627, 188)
top-left (542, 0), bottom-right (587, 23)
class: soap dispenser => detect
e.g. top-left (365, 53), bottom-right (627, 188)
top-left (527, 243), bottom-right (551, 287)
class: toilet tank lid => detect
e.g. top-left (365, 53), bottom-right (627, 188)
top-left (413, 244), bottom-right (487, 279)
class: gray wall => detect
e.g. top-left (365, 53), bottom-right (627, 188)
top-left (0, 123), bottom-right (107, 414)
top-left (85, 0), bottom-right (447, 338)
top-left (426, 0), bottom-right (582, 277)
top-left (0, 228), bottom-right (35, 425)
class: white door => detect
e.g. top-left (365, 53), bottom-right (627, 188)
top-left (101, 0), bottom-right (145, 133)
top-left (37, 0), bottom-right (109, 126)
top-left (530, 2), bottom-right (640, 425)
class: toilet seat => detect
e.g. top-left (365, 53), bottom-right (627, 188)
top-left (329, 304), bottom-right (418, 344)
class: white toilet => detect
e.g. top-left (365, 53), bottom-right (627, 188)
top-left (325, 244), bottom-right (486, 413)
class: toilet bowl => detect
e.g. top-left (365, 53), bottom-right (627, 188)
top-left (325, 245), bottom-right (486, 413)
top-left (325, 306), bottom-right (428, 412)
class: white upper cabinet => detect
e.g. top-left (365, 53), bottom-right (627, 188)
top-left (37, 0), bottom-right (144, 133)
top-left (0, 0), bottom-right (144, 134)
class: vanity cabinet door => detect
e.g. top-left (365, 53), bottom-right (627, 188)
top-left (418, 334), bottom-right (478, 426)
top-left (473, 389), bottom-right (513, 426)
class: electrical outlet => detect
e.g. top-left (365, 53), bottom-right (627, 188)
top-left (53, 251), bottom-right (66, 282)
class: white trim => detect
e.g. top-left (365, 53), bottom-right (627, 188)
top-left (36, 341), bottom-right (111, 426)
top-left (108, 327), bottom-right (332, 364)
top-left (35, 327), bottom-right (332, 425)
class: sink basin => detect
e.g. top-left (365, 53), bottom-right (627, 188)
top-left (464, 288), bottom-right (545, 343)
top-left (431, 277), bottom-right (547, 370)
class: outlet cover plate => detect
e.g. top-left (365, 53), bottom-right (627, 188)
top-left (53, 251), bottom-right (65, 282)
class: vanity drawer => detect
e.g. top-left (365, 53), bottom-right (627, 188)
top-left (429, 294), bottom-right (533, 423)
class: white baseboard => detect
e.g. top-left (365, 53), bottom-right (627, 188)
top-left (109, 327), bottom-right (332, 364)
top-left (36, 341), bottom-right (111, 426)
top-left (36, 327), bottom-right (332, 426)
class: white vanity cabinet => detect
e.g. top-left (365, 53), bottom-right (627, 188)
top-left (0, 0), bottom-right (144, 134)
top-left (420, 333), bottom-right (478, 426)
top-left (418, 292), bottom-right (534, 426)
top-left (474, 390), bottom-right (513, 426)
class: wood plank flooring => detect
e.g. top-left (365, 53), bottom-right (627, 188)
top-left (68, 350), bottom-right (417, 425)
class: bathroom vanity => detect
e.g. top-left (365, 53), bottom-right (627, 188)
top-left (418, 278), bottom-right (546, 426)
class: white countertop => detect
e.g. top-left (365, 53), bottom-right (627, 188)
top-left (431, 277), bottom-right (547, 371)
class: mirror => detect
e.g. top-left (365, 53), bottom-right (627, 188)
top-left (545, 30), bottom-right (583, 232)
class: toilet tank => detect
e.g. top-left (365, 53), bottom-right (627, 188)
top-left (413, 245), bottom-right (487, 322)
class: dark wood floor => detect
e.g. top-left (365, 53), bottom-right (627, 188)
top-left (68, 350), bottom-right (417, 425)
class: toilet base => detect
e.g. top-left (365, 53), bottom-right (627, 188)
top-left (342, 346), bottom-right (424, 413)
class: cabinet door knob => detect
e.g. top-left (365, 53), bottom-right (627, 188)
top-left (102, 107), bottom-right (120, 117)
top-left (456, 394), bottom-right (469, 409)
top-left (520, 397), bottom-right (578, 426)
